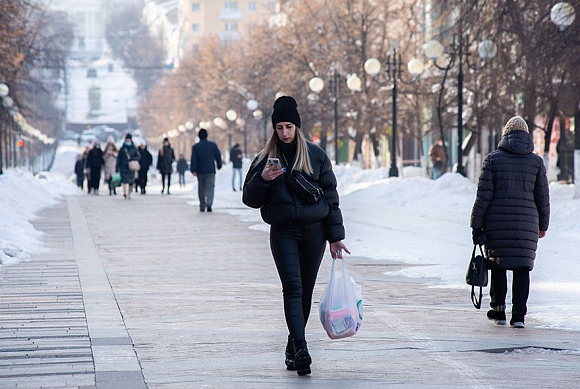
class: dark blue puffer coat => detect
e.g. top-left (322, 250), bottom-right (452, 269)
top-left (470, 130), bottom-right (550, 270)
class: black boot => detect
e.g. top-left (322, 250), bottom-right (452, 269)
top-left (292, 338), bottom-right (311, 376)
top-left (510, 313), bottom-right (525, 328)
top-left (487, 305), bottom-right (506, 325)
top-left (285, 336), bottom-right (296, 371)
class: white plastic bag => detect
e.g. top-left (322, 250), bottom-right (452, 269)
top-left (319, 258), bottom-right (363, 339)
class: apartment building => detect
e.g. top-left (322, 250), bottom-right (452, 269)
top-left (177, 0), bottom-right (280, 61)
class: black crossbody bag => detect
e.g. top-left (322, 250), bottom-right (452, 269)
top-left (465, 244), bottom-right (488, 309)
top-left (281, 155), bottom-right (324, 205)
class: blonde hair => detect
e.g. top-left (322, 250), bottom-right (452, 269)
top-left (253, 127), bottom-right (313, 175)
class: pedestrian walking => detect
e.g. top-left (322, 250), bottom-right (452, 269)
top-left (190, 129), bottom-right (222, 212)
top-left (471, 116), bottom-right (550, 328)
top-left (157, 137), bottom-right (175, 195)
top-left (428, 137), bottom-right (446, 179)
top-left (230, 143), bottom-right (243, 191)
top-left (176, 154), bottom-right (188, 188)
top-left (138, 142), bottom-right (153, 194)
top-left (242, 96), bottom-right (348, 376)
top-left (103, 138), bottom-right (118, 196)
top-left (74, 154), bottom-right (84, 190)
top-left (83, 147), bottom-right (90, 193)
top-left (86, 140), bottom-right (104, 195)
top-left (116, 133), bottom-right (141, 200)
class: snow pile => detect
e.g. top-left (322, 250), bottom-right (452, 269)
top-left (50, 141), bottom-right (84, 180)
top-left (0, 144), bottom-right (78, 266)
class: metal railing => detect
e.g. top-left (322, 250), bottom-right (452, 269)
top-left (0, 105), bottom-right (57, 176)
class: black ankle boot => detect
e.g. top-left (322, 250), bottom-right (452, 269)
top-left (487, 305), bottom-right (507, 325)
top-left (292, 338), bottom-right (311, 376)
top-left (285, 336), bottom-right (296, 371)
top-left (510, 313), bottom-right (525, 328)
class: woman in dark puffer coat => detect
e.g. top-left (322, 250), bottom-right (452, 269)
top-left (471, 116), bottom-right (550, 328)
top-left (243, 96), bottom-right (348, 376)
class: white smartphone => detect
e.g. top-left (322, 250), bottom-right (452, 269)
top-left (267, 158), bottom-right (281, 168)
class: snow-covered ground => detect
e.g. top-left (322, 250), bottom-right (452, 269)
top-left (0, 143), bottom-right (79, 266)
top-left (173, 161), bottom-right (580, 331)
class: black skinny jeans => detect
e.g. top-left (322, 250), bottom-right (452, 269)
top-left (490, 269), bottom-right (530, 316)
top-left (161, 173), bottom-right (171, 189)
top-left (270, 221), bottom-right (326, 341)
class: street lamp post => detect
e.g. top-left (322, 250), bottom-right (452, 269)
top-left (0, 83), bottom-right (8, 174)
top-left (364, 48), bottom-right (424, 177)
top-left (422, 32), bottom-right (496, 176)
top-left (309, 65), bottom-right (361, 164)
top-left (550, 2), bottom-right (577, 196)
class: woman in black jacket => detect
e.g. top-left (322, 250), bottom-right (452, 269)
top-left (157, 137), bottom-right (175, 194)
top-left (116, 134), bottom-right (141, 200)
top-left (471, 116), bottom-right (550, 328)
top-left (243, 96), bottom-right (349, 376)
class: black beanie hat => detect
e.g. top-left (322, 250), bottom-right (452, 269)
top-left (198, 128), bottom-right (208, 139)
top-left (271, 96), bottom-right (301, 129)
top-left (163, 137), bottom-right (169, 142)
top-left (125, 133), bottom-right (132, 140)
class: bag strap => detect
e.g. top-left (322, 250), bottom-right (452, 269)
top-left (472, 244), bottom-right (485, 259)
top-left (471, 285), bottom-right (483, 309)
top-left (124, 147), bottom-right (131, 161)
top-left (470, 244), bottom-right (485, 310)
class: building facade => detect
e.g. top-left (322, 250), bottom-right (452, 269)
top-left (46, 0), bottom-right (139, 132)
top-left (177, 0), bottom-right (279, 62)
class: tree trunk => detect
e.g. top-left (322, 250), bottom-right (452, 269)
top-left (352, 131), bottom-right (364, 161)
top-left (574, 103), bottom-right (580, 199)
top-left (544, 104), bottom-right (558, 154)
top-left (320, 127), bottom-right (328, 153)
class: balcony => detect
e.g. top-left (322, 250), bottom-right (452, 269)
top-left (219, 8), bottom-right (242, 20)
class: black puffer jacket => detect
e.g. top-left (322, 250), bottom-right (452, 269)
top-left (243, 141), bottom-right (345, 243)
top-left (470, 131), bottom-right (550, 270)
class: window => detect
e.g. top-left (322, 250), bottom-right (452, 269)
top-left (191, 2), bottom-right (200, 12)
top-left (248, 1), bottom-right (256, 10)
top-left (267, 2), bottom-right (277, 11)
top-left (224, 1), bottom-right (238, 10)
top-left (224, 22), bottom-right (238, 32)
top-left (86, 68), bottom-right (97, 78)
top-left (192, 23), bottom-right (200, 32)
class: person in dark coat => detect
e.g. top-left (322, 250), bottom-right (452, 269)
top-left (138, 143), bottom-right (153, 194)
top-left (242, 96), bottom-right (348, 376)
top-left (74, 154), bottom-right (85, 189)
top-left (190, 129), bottom-right (222, 211)
top-left (230, 143), bottom-right (243, 191)
top-left (83, 147), bottom-right (90, 192)
top-left (471, 116), bottom-right (550, 328)
top-left (86, 140), bottom-right (104, 195)
top-left (157, 138), bottom-right (175, 194)
top-left (116, 133), bottom-right (140, 200)
top-left (176, 154), bottom-right (188, 187)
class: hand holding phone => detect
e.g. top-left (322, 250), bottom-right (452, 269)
top-left (267, 158), bottom-right (281, 167)
top-left (262, 158), bottom-right (285, 181)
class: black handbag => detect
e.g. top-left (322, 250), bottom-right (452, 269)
top-left (465, 244), bottom-right (488, 309)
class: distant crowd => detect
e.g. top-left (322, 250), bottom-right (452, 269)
top-left (74, 129), bottom-right (242, 211)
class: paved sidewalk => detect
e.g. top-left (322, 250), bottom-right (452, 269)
top-left (1, 192), bottom-right (579, 388)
